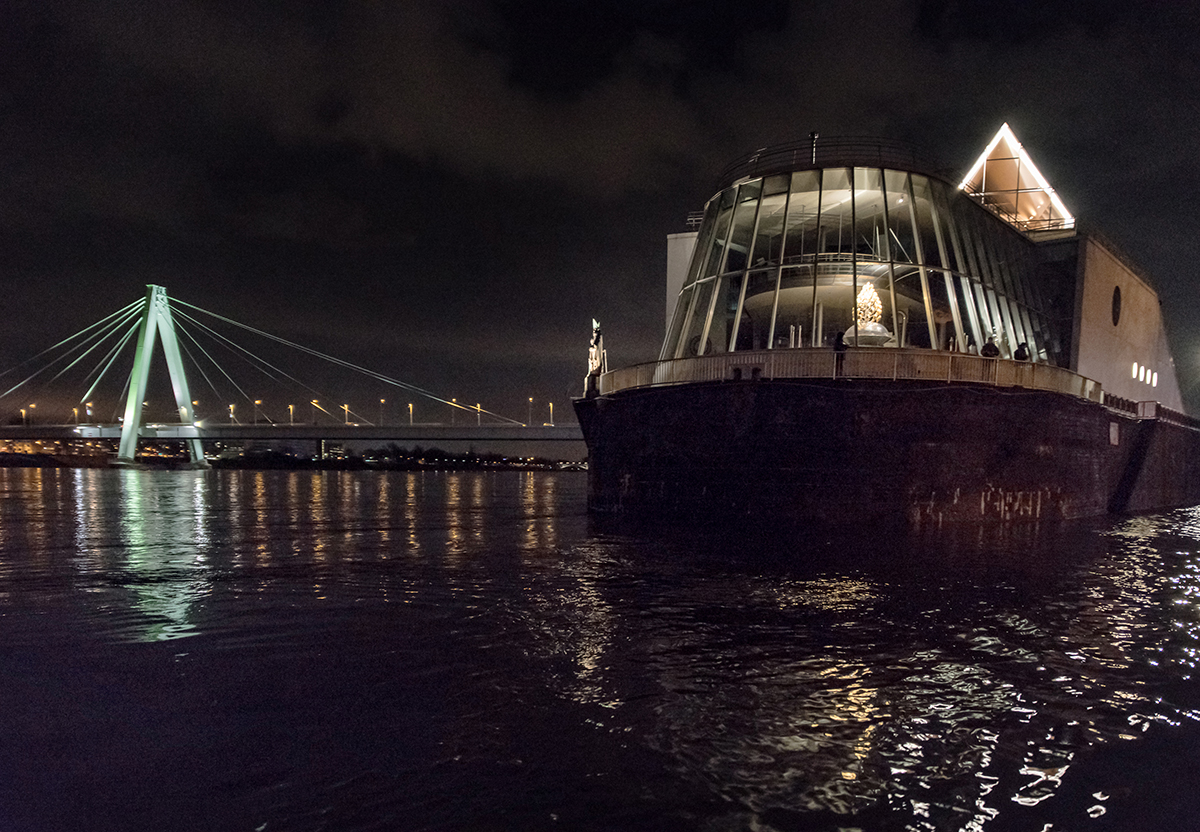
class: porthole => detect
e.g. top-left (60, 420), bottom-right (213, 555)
top-left (1112, 286), bottom-right (1122, 326)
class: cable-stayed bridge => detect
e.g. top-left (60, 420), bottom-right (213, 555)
top-left (0, 285), bottom-right (583, 467)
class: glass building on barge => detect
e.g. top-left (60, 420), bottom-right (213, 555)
top-left (662, 126), bottom-right (1183, 412)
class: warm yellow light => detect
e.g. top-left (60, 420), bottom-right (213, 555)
top-left (856, 283), bottom-right (882, 326)
top-left (959, 123), bottom-right (1074, 228)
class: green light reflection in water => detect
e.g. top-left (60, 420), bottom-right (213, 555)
top-left (113, 469), bottom-right (213, 642)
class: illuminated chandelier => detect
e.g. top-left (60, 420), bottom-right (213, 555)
top-left (848, 282), bottom-right (892, 346)
top-left (857, 283), bottom-right (883, 327)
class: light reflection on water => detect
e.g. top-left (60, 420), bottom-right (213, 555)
top-left (0, 467), bottom-right (1199, 830)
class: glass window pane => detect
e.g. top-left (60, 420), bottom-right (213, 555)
top-left (911, 175), bottom-right (944, 268)
top-left (892, 264), bottom-right (931, 348)
top-left (702, 189), bottom-right (736, 277)
top-left (782, 170), bottom-right (821, 264)
top-left (705, 272), bottom-right (746, 354)
top-left (984, 286), bottom-right (1012, 353)
top-left (818, 168), bottom-right (852, 257)
top-left (884, 170), bottom-right (916, 264)
top-left (775, 266), bottom-right (817, 347)
top-left (954, 275), bottom-right (984, 353)
top-left (812, 169), bottom-right (854, 345)
top-left (935, 186), bottom-right (962, 274)
top-left (763, 173), bottom-right (790, 197)
top-left (927, 269), bottom-right (958, 350)
top-left (683, 199), bottom-right (719, 289)
top-left (998, 235), bottom-right (1026, 307)
top-left (736, 269), bottom-right (777, 350)
top-left (749, 191), bottom-right (788, 268)
top-left (854, 168), bottom-right (887, 264)
top-left (951, 201), bottom-right (982, 281)
top-left (724, 181), bottom-right (761, 273)
top-left (663, 284), bottom-right (694, 360)
top-left (679, 278), bottom-right (716, 356)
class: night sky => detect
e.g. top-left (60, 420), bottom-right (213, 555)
top-left (4, 0), bottom-right (1200, 422)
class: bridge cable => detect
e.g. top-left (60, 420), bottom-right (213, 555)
top-left (49, 307), bottom-right (144, 389)
top-left (171, 299), bottom-right (523, 425)
top-left (0, 302), bottom-right (143, 403)
top-left (0, 298), bottom-right (142, 384)
top-left (172, 309), bottom-right (329, 406)
top-left (173, 313), bottom-right (374, 425)
top-left (172, 325), bottom-right (236, 405)
top-left (78, 318), bottom-right (145, 410)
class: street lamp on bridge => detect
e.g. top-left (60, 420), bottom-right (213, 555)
top-left (253, 400), bottom-right (262, 426)
top-left (379, 398), bottom-right (385, 427)
top-left (288, 404), bottom-right (294, 425)
top-left (408, 403), bottom-right (413, 425)
top-left (343, 404), bottom-right (350, 424)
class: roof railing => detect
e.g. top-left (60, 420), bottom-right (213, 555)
top-left (715, 137), bottom-right (947, 190)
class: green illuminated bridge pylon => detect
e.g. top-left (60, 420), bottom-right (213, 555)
top-left (116, 285), bottom-right (206, 467)
top-left (0, 283), bottom-right (582, 460)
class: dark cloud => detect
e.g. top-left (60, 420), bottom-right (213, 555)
top-left (3, 0), bottom-right (1200, 418)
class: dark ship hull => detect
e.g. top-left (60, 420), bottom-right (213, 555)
top-left (574, 376), bottom-right (1200, 529)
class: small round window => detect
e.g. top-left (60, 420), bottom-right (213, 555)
top-left (1112, 286), bottom-right (1122, 326)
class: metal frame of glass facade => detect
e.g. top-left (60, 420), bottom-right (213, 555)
top-left (663, 159), bottom-right (1065, 367)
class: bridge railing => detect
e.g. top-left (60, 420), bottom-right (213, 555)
top-left (598, 348), bottom-right (1104, 403)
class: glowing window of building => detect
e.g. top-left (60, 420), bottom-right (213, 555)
top-left (1139, 365), bottom-right (1146, 382)
top-left (959, 123), bottom-right (1075, 232)
top-left (1153, 372), bottom-right (1159, 387)
top-left (1132, 362), bottom-right (1139, 379)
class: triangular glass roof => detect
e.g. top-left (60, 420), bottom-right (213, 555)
top-left (959, 123), bottom-right (1075, 232)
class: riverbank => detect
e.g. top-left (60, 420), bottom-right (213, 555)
top-left (0, 450), bottom-right (583, 472)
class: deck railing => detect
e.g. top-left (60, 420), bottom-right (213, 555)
top-left (598, 348), bottom-right (1104, 403)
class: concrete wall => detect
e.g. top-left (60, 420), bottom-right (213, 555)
top-left (1074, 236), bottom-right (1184, 412)
top-left (666, 232), bottom-right (698, 335)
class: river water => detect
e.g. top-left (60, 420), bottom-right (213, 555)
top-left (1, 467), bottom-right (1198, 831)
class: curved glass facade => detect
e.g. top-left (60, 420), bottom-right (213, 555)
top-left (664, 163), bottom-right (1067, 366)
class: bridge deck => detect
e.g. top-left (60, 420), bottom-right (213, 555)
top-left (0, 423), bottom-right (583, 443)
